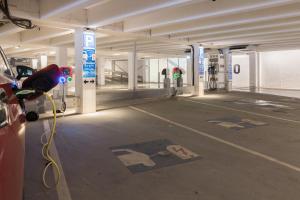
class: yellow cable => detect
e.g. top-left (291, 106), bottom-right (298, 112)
top-left (41, 92), bottom-right (61, 189)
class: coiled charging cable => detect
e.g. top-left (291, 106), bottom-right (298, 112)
top-left (40, 92), bottom-right (61, 188)
top-left (16, 90), bottom-right (61, 188)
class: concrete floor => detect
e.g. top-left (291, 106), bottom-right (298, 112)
top-left (24, 91), bottom-right (300, 200)
top-left (233, 87), bottom-right (300, 99)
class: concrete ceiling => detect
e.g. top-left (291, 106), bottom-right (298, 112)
top-left (1, 0), bottom-right (300, 58)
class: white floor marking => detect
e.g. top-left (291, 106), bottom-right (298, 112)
top-left (43, 120), bottom-right (72, 200)
top-left (184, 99), bottom-right (300, 124)
top-left (130, 106), bottom-right (300, 173)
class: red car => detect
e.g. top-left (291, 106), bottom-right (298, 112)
top-left (0, 47), bottom-right (26, 200)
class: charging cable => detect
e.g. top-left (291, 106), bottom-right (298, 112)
top-left (41, 92), bottom-right (61, 188)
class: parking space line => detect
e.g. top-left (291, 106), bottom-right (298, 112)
top-left (130, 106), bottom-right (300, 173)
top-left (43, 120), bottom-right (72, 200)
top-left (184, 99), bottom-right (300, 124)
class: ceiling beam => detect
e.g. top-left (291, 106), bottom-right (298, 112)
top-left (0, 23), bottom-right (23, 37)
top-left (124, 0), bottom-right (296, 32)
top-left (87, 0), bottom-right (192, 27)
top-left (150, 2), bottom-right (300, 36)
top-left (190, 27), bottom-right (300, 44)
top-left (40, 0), bottom-right (103, 19)
top-left (20, 27), bottom-right (73, 44)
top-left (9, 0), bottom-right (39, 20)
top-left (171, 16), bottom-right (300, 39)
top-left (203, 32), bottom-right (300, 46)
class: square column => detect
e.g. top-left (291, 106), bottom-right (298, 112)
top-left (40, 55), bottom-right (48, 68)
top-left (55, 47), bottom-right (67, 66)
top-left (97, 57), bottom-right (106, 86)
top-left (187, 56), bottom-right (193, 87)
top-left (37, 55), bottom-right (47, 113)
top-left (249, 51), bottom-right (259, 92)
top-left (74, 28), bottom-right (97, 113)
top-left (128, 43), bottom-right (137, 90)
top-left (223, 48), bottom-right (233, 92)
top-left (192, 44), bottom-right (205, 96)
top-left (142, 59), bottom-right (150, 84)
top-left (55, 47), bottom-right (68, 98)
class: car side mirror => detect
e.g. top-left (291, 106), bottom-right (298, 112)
top-left (16, 65), bottom-right (35, 80)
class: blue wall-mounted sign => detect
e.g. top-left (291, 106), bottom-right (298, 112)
top-left (83, 31), bottom-right (96, 78)
top-left (199, 47), bottom-right (205, 77)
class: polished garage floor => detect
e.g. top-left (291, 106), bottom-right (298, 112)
top-left (24, 92), bottom-right (300, 200)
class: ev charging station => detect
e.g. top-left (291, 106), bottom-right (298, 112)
top-left (172, 67), bottom-right (183, 94)
top-left (223, 48), bottom-right (233, 92)
top-left (162, 68), bottom-right (170, 89)
top-left (199, 46), bottom-right (205, 96)
top-left (75, 29), bottom-right (97, 114)
top-left (192, 44), bottom-right (205, 96)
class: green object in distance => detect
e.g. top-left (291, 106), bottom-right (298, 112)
top-left (173, 72), bottom-right (181, 80)
top-left (67, 76), bottom-right (72, 82)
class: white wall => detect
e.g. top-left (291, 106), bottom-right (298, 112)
top-left (260, 50), bottom-right (300, 90)
top-left (232, 54), bottom-right (250, 89)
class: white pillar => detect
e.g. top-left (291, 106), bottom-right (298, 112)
top-left (74, 28), bottom-right (97, 113)
top-left (223, 48), bottom-right (232, 92)
top-left (31, 59), bottom-right (38, 69)
top-left (55, 47), bottom-right (68, 99)
top-left (128, 43), bottom-right (137, 90)
top-left (37, 55), bottom-right (47, 113)
top-left (142, 59), bottom-right (150, 83)
top-left (249, 51), bottom-right (259, 92)
top-left (40, 55), bottom-right (47, 68)
top-left (55, 47), bottom-right (67, 66)
top-left (192, 44), bottom-right (205, 96)
top-left (187, 56), bottom-right (193, 86)
top-left (97, 57), bottom-right (106, 86)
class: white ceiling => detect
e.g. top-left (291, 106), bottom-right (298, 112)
top-left (2, 0), bottom-right (300, 58)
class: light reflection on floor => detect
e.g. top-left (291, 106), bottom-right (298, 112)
top-left (233, 87), bottom-right (300, 99)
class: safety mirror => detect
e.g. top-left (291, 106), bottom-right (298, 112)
top-left (16, 65), bottom-right (35, 80)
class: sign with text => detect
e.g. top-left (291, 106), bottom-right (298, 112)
top-left (83, 31), bottom-right (96, 78)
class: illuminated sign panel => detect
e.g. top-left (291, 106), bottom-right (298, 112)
top-left (199, 47), bottom-right (204, 77)
top-left (83, 31), bottom-right (96, 78)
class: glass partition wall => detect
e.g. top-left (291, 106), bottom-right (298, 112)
top-left (138, 57), bottom-right (188, 89)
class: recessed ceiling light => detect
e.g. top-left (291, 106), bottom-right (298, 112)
top-left (113, 53), bottom-right (120, 56)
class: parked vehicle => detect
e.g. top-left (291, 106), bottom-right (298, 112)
top-left (0, 47), bottom-right (26, 200)
top-left (0, 47), bottom-right (58, 200)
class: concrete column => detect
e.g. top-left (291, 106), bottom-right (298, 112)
top-left (97, 57), bottom-right (106, 86)
top-left (192, 44), bottom-right (205, 96)
top-left (55, 47), bottom-right (67, 66)
top-left (128, 43), bottom-right (137, 90)
top-left (31, 59), bottom-right (38, 69)
top-left (111, 60), bottom-right (116, 72)
top-left (249, 51), bottom-right (259, 92)
top-left (142, 59), bottom-right (150, 83)
top-left (187, 56), bottom-right (193, 86)
top-left (55, 47), bottom-right (68, 100)
top-left (40, 55), bottom-right (47, 68)
top-left (37, 56), bottom-right (47, 113)
top-left (223, 48), bottom-right (232, 92)
top-left (74, 28), bottom-right (97, 113)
